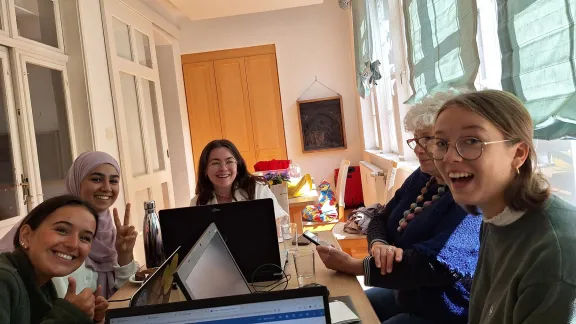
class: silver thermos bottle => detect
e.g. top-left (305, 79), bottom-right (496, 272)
top-left (143, 200), bottom-right (165, 268)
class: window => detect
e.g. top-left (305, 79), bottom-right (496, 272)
top-left (361, 0), bottom-right (401, 154)
top-left (371, 0), bottom-right (576, 205)
top-left (13, 0), bottom-right (63, 50)
top-left (370, 89), bottom-right (381, 149)
top-left (474, 0), bottom-right (501, 91)
top-left (472, 0), bottom-right (576, 206)
top-left (535, 139), bottom-right (576, 203)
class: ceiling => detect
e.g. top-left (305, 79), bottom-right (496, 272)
top-left (166, 0), bottom-right (324, 21)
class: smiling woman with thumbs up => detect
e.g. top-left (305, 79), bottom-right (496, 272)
top-left (0, 195), bottom-right (101, 323)
top-left (0, 151), bottom-right (138, 299)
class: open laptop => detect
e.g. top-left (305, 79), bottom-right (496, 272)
top-left (129, 247), bottom-right (180, 307)
top-left (159, 199), bottom-right (281, 282)
top-left (106, 286), bottom-right (331, 324)
top-left (174, 222), bottom-right (252, 300)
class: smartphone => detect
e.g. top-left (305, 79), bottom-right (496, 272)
top-left (302, 230), bottom-right (331, 246)
top-left (296, 235), bottom-right (311, 246)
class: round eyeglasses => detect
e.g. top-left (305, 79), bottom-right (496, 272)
top-left (207, 160), bottom-right (237, 171)
top-left (406, 136), bottom-right (434, 150)
top-left (425, 137), bottom-right (515, 161)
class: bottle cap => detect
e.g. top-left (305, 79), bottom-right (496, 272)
top-left (144, 200), bottom-right (156, 210)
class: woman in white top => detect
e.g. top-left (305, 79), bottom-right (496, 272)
top-left (190, 139), bottom-right (288, 222)
top-left (0, 151), bottom-right (138, 299)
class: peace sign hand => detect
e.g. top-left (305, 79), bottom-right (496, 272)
top-left (113, 203), bottom-right (138, 266)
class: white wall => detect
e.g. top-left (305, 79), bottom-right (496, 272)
top-left (156, 42), bottom-right (196, 207)
top-left (179, 0), bottom-right (363, 185)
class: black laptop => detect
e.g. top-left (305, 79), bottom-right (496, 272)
top-left (159, 199), bottom-right (281, 282)
top-left (106, 286), bottom-right (331, 324)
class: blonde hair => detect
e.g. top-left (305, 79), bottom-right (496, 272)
top-left (404, 90), bottom-right (459, 133)
top-left (437, 90), bottom-right (550, 214)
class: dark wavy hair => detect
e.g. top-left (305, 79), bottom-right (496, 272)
top-left (195, 139), bottom-right (265, 205)
top-left (14, 195), bottom-right (99, 248)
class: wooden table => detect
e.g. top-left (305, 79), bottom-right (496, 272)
top-left (108, 231), bottom-right (379, 323)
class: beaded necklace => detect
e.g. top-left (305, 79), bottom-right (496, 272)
top-left (397, 177), bottom-right (446, 232)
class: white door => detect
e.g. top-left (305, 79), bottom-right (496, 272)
top-left (0, 0), bottom-right (73, 236)
top-left (17, 52), bottom-right (75, 203)
top-left (0, 46), bottom-right (75, 235)
top-left (0, 46), bottom-right (27, 231)
top-left (101, 0), bottom-right (175, 261)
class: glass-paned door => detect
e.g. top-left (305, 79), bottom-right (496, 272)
top-left (20, 56), bottom-right (73, 201)
top-left (0, 47), bottom-right (26, 222)
top-left (102, 0), bottom-right (174, 262)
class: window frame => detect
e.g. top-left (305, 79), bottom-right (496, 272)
top-left (7, 0), bottom-right (65, 53)
top-left (361, 0), bottom-right (414, 159)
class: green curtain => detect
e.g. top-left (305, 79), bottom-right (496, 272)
top-left (498, 0), bottom-right (576, 140)
top-left (403, 0), bottom-right (480, 103)
top-left (352, 0), bottom-right (372, 98)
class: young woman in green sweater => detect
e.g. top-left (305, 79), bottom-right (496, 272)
top-left (426, 90), bottom-right (576, 324)
top-left (0, 195), bottom-right (107, 323)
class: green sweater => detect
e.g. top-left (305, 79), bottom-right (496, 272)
top-left (0, 249), bottom-right (93, 324)
top-left (469, 195), bottom-right (576, 324)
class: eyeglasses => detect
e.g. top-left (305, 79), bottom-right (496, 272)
top-left (425, 137), bottom-right (515, 161)
top-left (207, 160), bottom-right (237, 171)
top-left (406, 136), bottom-right (434, 150)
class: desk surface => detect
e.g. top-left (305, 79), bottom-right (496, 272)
top-left (108, 231), bottom-right (379, 323)
top-left (288, 189), bottom-right (319, 205)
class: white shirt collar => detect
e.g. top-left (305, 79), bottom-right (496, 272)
top-left (483, 206), bottom-right (525, 226)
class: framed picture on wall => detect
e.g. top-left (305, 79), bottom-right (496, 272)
top-left (297, 95), bottom-right (347, 153)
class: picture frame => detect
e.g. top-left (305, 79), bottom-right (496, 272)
top-left (297, 95), bottom-right (347, 153)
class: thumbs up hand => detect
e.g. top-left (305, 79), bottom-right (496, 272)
top-left (93, 285), bottom-right (109, 324)
top-left (64, 277), bottom-right (96, 319)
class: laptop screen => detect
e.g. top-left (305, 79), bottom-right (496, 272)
top-left (130, 248), bottom-right (180, 307)
top-left (109, 296), bottom-right (326, 324)
top-left (177, 224), bottom-right (251, 299)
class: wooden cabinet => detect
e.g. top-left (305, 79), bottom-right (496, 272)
top-left (183, 45), bottom-right (287, 173)
top-left (245, 54), bottom-right (287, 163)
top-left (183, 62), bottom-right (222, 169)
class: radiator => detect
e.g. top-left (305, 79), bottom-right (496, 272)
top-left (360, 161), bottom-right (390, 206)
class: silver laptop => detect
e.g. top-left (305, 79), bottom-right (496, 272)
top-left (129, 247), bottom-right (180, 307)
top-left (174, 223), bottom-right (252, 300)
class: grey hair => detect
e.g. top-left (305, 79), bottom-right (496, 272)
top-left (403, 90), bottom-right (460, 133)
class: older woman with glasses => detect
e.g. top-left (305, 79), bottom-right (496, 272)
top-left (315, 92), bottom-right (481, 324)
top-left (428, 90), bottom-right (576, 324)
top-left (190, 139), bottom-right (288, 221)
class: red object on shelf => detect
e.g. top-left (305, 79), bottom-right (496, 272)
top-left (334, 165), bottom-right (364, 208)
top-left (254, 160), bottom-right (290, 172)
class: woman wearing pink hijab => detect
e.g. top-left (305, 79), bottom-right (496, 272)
top-left (0, 151), bottom-right (138, 299)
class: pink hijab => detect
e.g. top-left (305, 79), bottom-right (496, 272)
top-left (0, 151), bottom-right (120, 298)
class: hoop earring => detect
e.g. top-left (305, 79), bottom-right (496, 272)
top-left (20, 242), bottom-right (27, 250)
top-left (516, 168), bottom-right (520, 175)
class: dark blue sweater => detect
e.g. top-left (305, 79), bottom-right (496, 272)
top-left (367, 168), bottom-right (481, 324)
